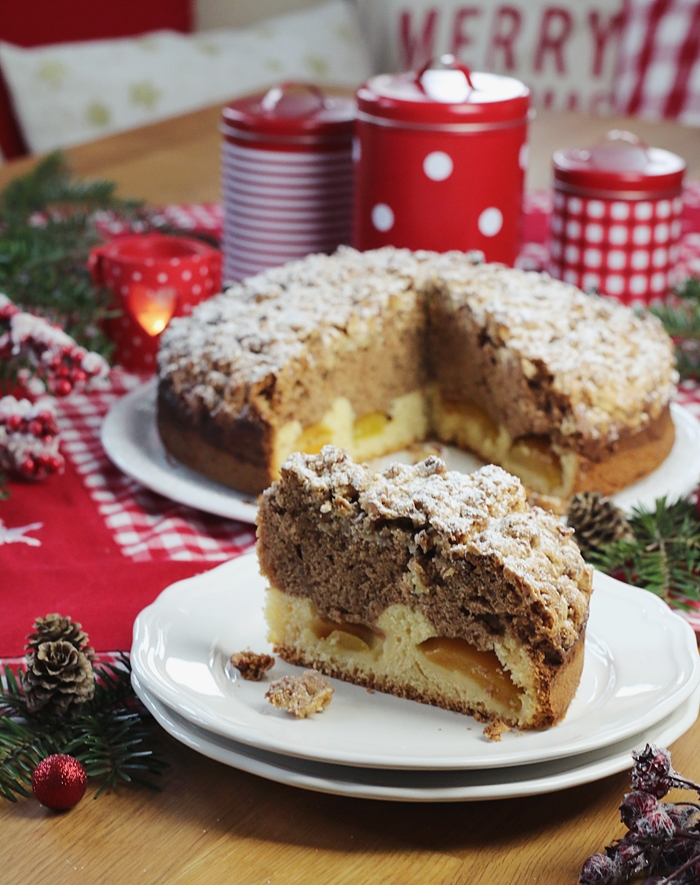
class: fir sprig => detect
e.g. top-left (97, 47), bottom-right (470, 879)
top-left (0, 654), bottom-right (167, 801)
top-left (0, 152), bottom-right (143, 360)
top-left (650, 277), bottom-right (700, 380)
top-left (589, 496), bottom-right (700, 609)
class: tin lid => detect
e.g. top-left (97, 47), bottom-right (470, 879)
top-left (357, 55), bottom-right (530, 130)
top-left (553, 130), bottom-right (686, 196)
top-left (221, 82), bottom-right (355, 143)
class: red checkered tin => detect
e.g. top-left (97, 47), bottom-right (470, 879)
top-left (352, 57), bottom-right (530, 265)
top-left (221, 83), bottom-right (355, 283)
top-left (549, 131), bottom-right (686, 305)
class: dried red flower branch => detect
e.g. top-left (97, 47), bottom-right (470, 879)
top-left (579, 745), bottom-right (700, 885)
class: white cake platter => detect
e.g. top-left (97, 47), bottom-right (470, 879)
top-left (102, 379), bottom-right (700, 525)
top-left (133, 675), bottom-right (700, 802)
top-left (130, 553), bottom-right (700, 771)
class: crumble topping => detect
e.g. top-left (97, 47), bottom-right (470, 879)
top-left (158, 247), bottom-right (676, 441)
top-left (230, 649), bottom-right (275, 681)
top-left (265, 669), bottom-right (334, 718)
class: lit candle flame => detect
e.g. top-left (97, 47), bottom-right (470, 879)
top-left (127, 285), bottom-right (178, 337)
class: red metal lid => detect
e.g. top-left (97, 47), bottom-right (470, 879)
top-left (357, 56), bottom-right (530, 130)
top-left (553, 131), bottom-right (685, 197)
top-left (222, 82), bottom-right (355, 144)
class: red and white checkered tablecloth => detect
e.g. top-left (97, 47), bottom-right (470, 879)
top-left (57, 370), bottom-right (255, 564)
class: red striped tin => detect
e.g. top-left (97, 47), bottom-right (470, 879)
top-left (221, 84), bottom-right (355, 283)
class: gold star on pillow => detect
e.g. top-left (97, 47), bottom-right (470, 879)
top-left (130, 82), bottom-right (160, 110)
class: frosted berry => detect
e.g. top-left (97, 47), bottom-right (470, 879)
top-left (32, 754), bottom-right (87, 811)
top-left (579, 853), bottom-right (620, 885)
top-left (631, 745), bottom-right (674, 798)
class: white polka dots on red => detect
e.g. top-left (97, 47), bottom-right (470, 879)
top-left (423, 151), bottom-right (453, 181)
top-left (94, 235), bottom-right (222, 372)
top-left (371, 203), bottom-right (395, 232)
top-left (478, 207), bottom-right (503, 237)
top-left (548, 191), bottom-right (683, 304)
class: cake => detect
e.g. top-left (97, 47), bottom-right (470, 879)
top-left (157, 247), bottom-right (677, 500)
top-left (258, 447), bottom-right (594, 730)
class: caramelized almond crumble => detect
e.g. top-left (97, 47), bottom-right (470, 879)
top-left (483, 721), bottom-right (510, 742)
top-left (265, 670), bottom-right (334, 718)
top-left (230, 650), bottom-right (275, 681)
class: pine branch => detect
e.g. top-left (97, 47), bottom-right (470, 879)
top-left (0, 151), bottom-right (143, 360)
top-left (0, 656), bottom-right (167, 801)
top-left (649, 277), bottom-right (700, 380)
top-left (0, 718), bottom-right (53, 801)
top-left (589, 497), bottom-right (700, 608)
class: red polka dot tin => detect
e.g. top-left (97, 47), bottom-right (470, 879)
top-left (549, 132), bottom-right (686, 305)
top-left (221, 83), bottom-right (355, 284)
top-left (352, 57), bottom-right (530, 265)
top-left (89, 234), bottom-right (222, 372)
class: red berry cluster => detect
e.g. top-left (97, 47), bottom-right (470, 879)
top-left (580, 745), bottom-right (700, 885)
top-left (0, 397), bottom-right (64, 480)
top-left (0, 293), bottom-right (108, 398)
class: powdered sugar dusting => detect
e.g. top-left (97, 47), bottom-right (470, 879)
top-left (158, 247), bottom-right (676, 439)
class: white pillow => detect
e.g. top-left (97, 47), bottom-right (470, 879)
top-left (0, 0), bottom-right (372, 154)
top-left (355, 0), bottom-right (623, 114)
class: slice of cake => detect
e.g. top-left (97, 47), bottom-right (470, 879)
top-left (258, 447), bottom-right (593, 730)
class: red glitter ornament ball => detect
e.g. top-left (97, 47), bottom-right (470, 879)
top-left (32, 754), bottom-right (87, 810)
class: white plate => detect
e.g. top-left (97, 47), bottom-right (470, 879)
top-left (101, 379), bottom-right (258, 522)
top-left (102, 381), bottom-right (700, 524)
top-left (134, 677), bottom-right (700, 802)
top-left (130, 554), bottom-right (700, 770)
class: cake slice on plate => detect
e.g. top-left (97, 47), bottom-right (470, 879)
top-left (258, 447), bottom-right (593, 730)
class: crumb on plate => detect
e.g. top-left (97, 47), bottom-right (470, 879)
top-left (265, 669), bottom-right (334, 718)
top-left (230, 649), bottom-right (275, 681)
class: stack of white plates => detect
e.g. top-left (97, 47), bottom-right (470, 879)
top-left (131, 555), bottom-right (700, 802)
top-left (221, 142), bottom-right (353, 284)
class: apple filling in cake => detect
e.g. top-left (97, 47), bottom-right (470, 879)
top-left (272, 389), bottom-right (428, 475)
top-left (266, 591), bottom-right (543, 723)
top-left (258, 447), bottom-right (593, 730)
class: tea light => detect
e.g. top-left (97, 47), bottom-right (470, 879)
top-left (89, 234), bottom-right (222, 372)
top-left (549, 131), bottom-right (686, 305)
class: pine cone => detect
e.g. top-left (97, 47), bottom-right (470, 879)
top-left (21, 640), bottom-right (95, 716)
top-left (566, 491), bottom-right (633, 558)
top-left (26, 614), bottom-right (95, 661)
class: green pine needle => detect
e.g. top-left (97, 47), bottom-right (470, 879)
top-left (0, 654), bottom-right (167, 802)
top-left (649, 277), bottom-right (700, 380)
top-left (0, 151), bottom-right (144, 364)
top-left (589, 496), bottom-right (700, 609)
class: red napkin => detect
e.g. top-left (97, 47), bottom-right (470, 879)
top-left (1, 457), bottom-right (208, 657)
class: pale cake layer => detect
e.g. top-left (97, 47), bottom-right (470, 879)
top-left (258, 448), bottom-right (594, 730)
top-left (430, 392), bottom-right (676, 498)
top-left (266, 588), bottom-right (586, 729)
top-left (158, 247), bottom-right (677, 498)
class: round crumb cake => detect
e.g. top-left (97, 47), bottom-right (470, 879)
top-left (157, 247), bottom-right (677, 499)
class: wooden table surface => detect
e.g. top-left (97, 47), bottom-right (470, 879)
top-left (3, 105), bottom-right (700, 885)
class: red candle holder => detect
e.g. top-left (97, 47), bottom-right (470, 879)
top-left (89, 234), bottom-right (222, 372)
